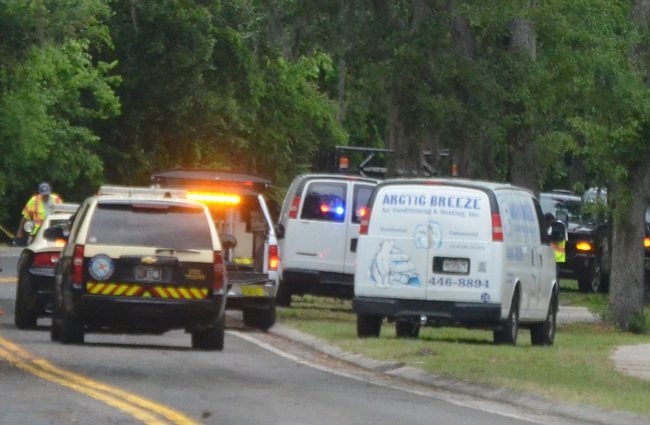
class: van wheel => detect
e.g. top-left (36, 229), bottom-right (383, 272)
top-left (357, 314), bottom-right (382, 338)
top-left (531, 293), bottom-right (557, 346)
top-left (59, 310), bottom-right (84, 345)
top-left (493, 291), bottom-right (519, 346)
top-left (395, 320), bottom-right (420, 338)
top-left (192, 315), bottom-right (225, 351)
top-left (14, 270), bottom-right (38, 329)
top-left (243, 306), bottom-right (276, 331)
top-left (275, 280), bottom-right (292, 307)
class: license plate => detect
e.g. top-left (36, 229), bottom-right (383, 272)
top-left (241, 285), bottom-right (265, 297)
top-left (442, 258), bottom-right (469, 274)
top-left (135, 265), bottom-right (161, 281)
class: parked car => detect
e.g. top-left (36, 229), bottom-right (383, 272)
top-left (14, 203), bottom-right (79, 328)
top-left (353, 178), bottom-right (558, 346)
top-left (539, 190), bottom-right (610, 293)
top-left (49, 186), bottom-right (226, 350)
top-left (275, 174), bottom-right (380, 306)
top-left (152, 169), bottom-right (279, 330)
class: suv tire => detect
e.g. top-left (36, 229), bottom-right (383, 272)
top-left (357, 314), bottom-right (382, 338)
top-left (59, 310), bottom-right (84, 344)
top-left (395, 320), bottom-right (420, 338)
top-left (531, 292), bottom-right (557, 346)
top-left (14, 268), bottom-right (37, 329)
top-left (192, 315), bottom-right (225, 351)
top-left (243, 305), bottom-right (276, 331)
top-left (578, 263), bottom-right (602, 293)
top-left (494, 290), bottom-right (519, 345)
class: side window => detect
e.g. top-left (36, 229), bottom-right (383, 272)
top-left (352, 184), bottom-right (374, 224)
top-left (533, 198), bottom-right (549, 245)
top-left (300, 182), bottom-right (347, 222)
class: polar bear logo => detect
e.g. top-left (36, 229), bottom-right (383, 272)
top-left (413, 221), bottom-right (443, 250)
top-left (370, 240), bottom-right (421, 288)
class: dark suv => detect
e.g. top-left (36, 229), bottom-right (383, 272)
top-left (540, 190), bottom-right (610, 293)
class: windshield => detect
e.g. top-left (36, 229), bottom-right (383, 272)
top-left (86, 202), bottom-right (213, 249)
top-left (539, 197), bottom-right (584, 222)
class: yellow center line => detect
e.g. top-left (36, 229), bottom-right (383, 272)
top-left (0, 336), bottom-right (199, 425)
top-left (0, 277), bottom-right (16, 283)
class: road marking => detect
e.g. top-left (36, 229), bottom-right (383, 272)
top-left (0, 277), bottom-right (16, 283)
top-left (0, 336), bottom-right (199, 425)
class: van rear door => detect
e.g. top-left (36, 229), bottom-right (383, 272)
top-left (355, 184), bottom-right (431, 300)
top-left (425, 186), bottom-right (494, 303)
top-left (343, 183), bottom-right (375, 275)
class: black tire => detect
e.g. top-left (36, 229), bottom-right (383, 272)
top-left (357, 314), bottom-right (382, 338)
top-left (531, 292), bottom-right (558, 346)
top-left (494, 290), bottom-right (519, 346)
top-left (243, 306), bottom-right (276, 331)
top-left (14, 270), bottom-right (38, 329)
top-left (578, 264), bottom-right (601, 293)
top-left (275, 280), bottom-right (292, 307)
top-left (395, 320), bottom-right (420, 338)
top-left (59, 310), bottom-right (84, 344)
top-left (192, 315), bottom-right (225, 351)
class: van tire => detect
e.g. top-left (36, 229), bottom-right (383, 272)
top-left (531, 292), bottom-right (557, 346)
top-left (357, 314), bottom-right (381, 338)
top-left (243, 306), bottom-right (276, 331)
top-left (192, 315), bottom-right (225, 351)
top-left (59, 310), bottom-right (84, 345)
top-left (275, 280), bottom-right (292, 307)
top-left (493, 291), bottom-right (519, 346)
top-left (395, 320), bottom-right (420, 338)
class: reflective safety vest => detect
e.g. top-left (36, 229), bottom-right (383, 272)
top-left (21, 193), bottom-right (63, 234)
top-left (550, 240), bottom-right (566, 263)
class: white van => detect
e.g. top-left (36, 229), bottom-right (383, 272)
top-left (276, 174), bottom-right (380, 306)
top-left (353, 178), bottom-right (558, 345)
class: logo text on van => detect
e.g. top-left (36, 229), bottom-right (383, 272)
top-left (382, 194), bottom-right (481, 210)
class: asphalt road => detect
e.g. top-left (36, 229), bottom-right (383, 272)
top-left (0, 248), bottom-right (586, 425)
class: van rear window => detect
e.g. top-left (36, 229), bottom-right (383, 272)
top-left (87, 203), bottom-right (212, 249)
top-left (352, 184), bottom-right (374, 224)
top-left (301, 182), bottom-right (347, 222)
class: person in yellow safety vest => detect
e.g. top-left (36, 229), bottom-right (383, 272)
top-left (15, 182), bottom-right (63, 240)
top-left (545, 212), bottom-right (567, 278)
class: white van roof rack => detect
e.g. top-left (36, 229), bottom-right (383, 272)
top-left (98, 185), bottom-right (187, 199)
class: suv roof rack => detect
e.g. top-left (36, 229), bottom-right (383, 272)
top-left (98, 185), bottom-right (187, 199)
top-left (51, 203), bottom-right (80, 214)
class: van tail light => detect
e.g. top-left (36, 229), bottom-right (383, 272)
top-left (359, 207), bottom-right (372, 235)
top-left (268, 245), bottom-right (279, 271)
top-left (644, 237), bottom-right (650, 248)
top-left (288, 196), bottom-right (301, 219)
top-left (32, 252), bottom-right (60, 268)
top-left (72, 245), bottom-right (85, 288)
top-left (576, 241), bottom-right (593, 252)
top-left (491, 213), bottom-right (504, 242)
top-left (213, 251), bottom-right (225, 291)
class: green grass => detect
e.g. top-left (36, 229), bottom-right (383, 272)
top-left (278, 294), bottom-right (650, 417)
top-left (558, 279), bottom-right (609, 315)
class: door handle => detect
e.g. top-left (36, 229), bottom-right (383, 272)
top-left (350, 238), bottom-right (358, 253)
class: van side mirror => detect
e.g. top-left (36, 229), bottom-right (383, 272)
top-left (550, 222), bottom-right (566, 243)
top-left (275, 224), bottom-right (285, 239)
top-left (43, 226), bottom-right (67, 242)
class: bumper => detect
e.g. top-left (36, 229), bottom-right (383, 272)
top-left (27, 269), bottom-right (56, 314)
top-left (353, 296), bottom-right (502, 326)
top-left (78, 295), bottom-right (226, 333)
top-left (226, 279), bottom-right (277, 310)
top-left (282, 269), bottom-right (354, 298)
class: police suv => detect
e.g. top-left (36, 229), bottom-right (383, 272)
top-left (353, 178), bottom-right (558, 346)
top-left (47, 186), bottom-right (227, 350)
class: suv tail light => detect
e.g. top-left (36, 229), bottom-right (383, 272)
top-left (576, 241), bottom-right (593, 252)
top-left (32, 252), bottom-right (60, 268)
top-left (491, 213), bottom-right (503, 242)
top-left (644, 237), bottom-right (650, 248)
top-left (72, 245), bottom-right (85, 288)
top-left (213, 251), bottom-right (225, 291)
top-left (288, 196), bottom-right (301, 219)
top-left (268, 245), bottom-right (279, 271)
top-left (359, 207), bottom-right (372, 235)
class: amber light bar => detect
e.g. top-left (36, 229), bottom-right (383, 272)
top-left (187, 192), bottom-right (241, 205)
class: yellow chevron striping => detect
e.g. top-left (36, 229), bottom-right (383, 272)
top-left (90, 283), bottom-right (105, 294)
top-left (102, 283), bottom-right (117, 295)
top-left (142, 290), bottom-right (151, 298)
top-left (113, 285), bottom-right (128, 296)
top-left (126, 285), bottom-right (141, 296)
top-left (166, 287), bottom-right (180, 299)
top-left (153, 287), bottom-right (167, 298)
top-left (190, 288), bottom-right (202, 299)
top-left (178, 287), bottom-right (191, 299)
top-left (201, 288), bottom-right (208, 297)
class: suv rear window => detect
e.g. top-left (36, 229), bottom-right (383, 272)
top-left (86, 202), bottom-right (212, 249)
top-left (301, 182), bottom-right (347, 222)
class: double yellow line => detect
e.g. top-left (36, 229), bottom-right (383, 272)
top-left (0, 336), bottom-right (199, 424)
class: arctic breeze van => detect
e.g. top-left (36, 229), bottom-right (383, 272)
top-left (353, 179), bottom-right (558, 346)
top-left (276, 174), bottom-right (380, 306)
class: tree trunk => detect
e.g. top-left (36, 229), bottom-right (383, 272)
top-left (609, 165), bottom-right (650, 330)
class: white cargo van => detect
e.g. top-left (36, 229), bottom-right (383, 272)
top-left (353, 178), bottom-right (558, 345)
top-left (276, 174), bottom-right (380, 306)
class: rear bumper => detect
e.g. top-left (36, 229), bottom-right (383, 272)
top-left (353, 296), bottom-right (502, 326)
top-left (226, 279), bottom-right (277, 310)
top-left (78, 295), bottom-right (225, 333)
top-left (282, 269), bottom-right (354, 298)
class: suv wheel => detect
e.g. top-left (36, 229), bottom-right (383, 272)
top-left (578, 264), bottom-right (602, 293)
top-left (59, 310), bottom-right (84, 344)
top-left (494, 290), bottom-right (519, 345)
top-left (395, 320), bottom-right (420, 338)
top-left (192, 315), bottom-right (225, 351)
top-left (531, 292), bottom-right (557, 346)
top-left (357, 314), bottom-right (382, 338)
top-left (243, 305), bottom-right (276, 331)
top-left (14, 268), bottom-right (37, 329)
